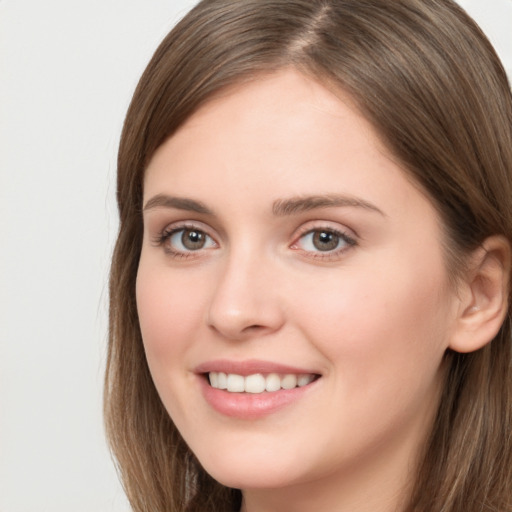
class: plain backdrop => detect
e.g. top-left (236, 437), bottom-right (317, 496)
top-left (0, 1), bottom-right (510, 511)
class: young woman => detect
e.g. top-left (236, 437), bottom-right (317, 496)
top-left (104, 1), bottom-right (512, 511)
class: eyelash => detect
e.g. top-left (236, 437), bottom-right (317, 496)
top-left (153, 224), bottom-right (217, 259)
top-left (153, 223), bottom-right (357, 260)
top-left (291, 226), bottom-right (357, 260)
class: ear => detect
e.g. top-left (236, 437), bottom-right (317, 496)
top-left (449, 235), bottom-right (511, 353)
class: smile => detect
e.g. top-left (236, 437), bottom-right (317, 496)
top-left (208, 372), bottom-right (317, 393)
top-left (195, 360), bottom-right (322, 418)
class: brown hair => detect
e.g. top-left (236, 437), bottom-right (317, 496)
top-left (105, 1), bottom-right (512, 510)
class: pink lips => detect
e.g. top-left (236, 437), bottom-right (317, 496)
top-left (195, 359), bottom-right (320, 419)
top-left (195, 359), bottom-right (317, 376)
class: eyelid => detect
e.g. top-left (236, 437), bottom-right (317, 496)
top-left (152, 220), bottom-right (219, 257)
top-left (291, 220), bottom-right (357, 241)
top-left (289, 221), bottom-right (358, 258)
top-left (150, 218), bottom-right (357, 260)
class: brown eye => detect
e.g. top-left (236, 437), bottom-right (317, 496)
top-left (295, 228), bottom-right (356, 255)
top-left (311, 230), bottom-right (340, 251)
top-left (167, 228), bottom-right (216, 253)
top-left (181, 229), bottom-right (207, 250)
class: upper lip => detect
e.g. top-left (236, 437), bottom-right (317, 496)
top-left (194, 359), bottom-right (320, 376)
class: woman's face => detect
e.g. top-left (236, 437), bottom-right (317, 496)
top-left (137, 70), bottom-right (460, 505)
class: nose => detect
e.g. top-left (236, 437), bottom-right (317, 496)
top-left (206, 250), bottom-right (285, 341)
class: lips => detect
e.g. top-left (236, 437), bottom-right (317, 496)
top-left (195, 359), bottom-right (321, 419)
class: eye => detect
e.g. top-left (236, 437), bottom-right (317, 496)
top-left (294, 228), bottom-right (356, 254)
top-left (161, 227), bottom-right (216, 254)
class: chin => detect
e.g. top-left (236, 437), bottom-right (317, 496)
top-left (196, 445), bottom-right (306, 490)
top-left (207, 465), bottom-right (299, 490)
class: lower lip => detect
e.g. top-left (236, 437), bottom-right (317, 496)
top-left (198, 376), bottom-right (319, 419)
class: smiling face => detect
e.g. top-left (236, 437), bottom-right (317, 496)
top-left (136, 70), bottom-right (461, 510)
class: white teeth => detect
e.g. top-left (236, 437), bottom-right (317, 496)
top-left (208, 372), bottom-right (316, 393)
top-left (281, 374), bottom-right (297, 390)
top-left (297, 374), bottom-right (315, 387)
top-left (226, 374), bottom-right (245, 392)
top-left (245, 374), bottom-right (266, 393)
top-left (265, 373), bottom-right (281, 392)
top-left (209, 372), bottom-right (219, 388)
top-left (217, 372), bottom-right (228, 389)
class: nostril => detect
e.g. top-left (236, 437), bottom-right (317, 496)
top-left (242, 324), bottom-right (265, 333)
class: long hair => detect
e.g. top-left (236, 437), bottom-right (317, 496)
top-left (104, 1), bottom-right (512, 510)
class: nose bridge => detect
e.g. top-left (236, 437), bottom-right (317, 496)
top-left (206, 242), bottom-right (284, 340)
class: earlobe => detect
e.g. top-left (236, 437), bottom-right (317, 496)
top-left (449, 235), bottom-right (511, 354)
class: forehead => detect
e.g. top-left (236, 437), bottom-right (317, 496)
top-left (143, 69), bottom-right (435, 224)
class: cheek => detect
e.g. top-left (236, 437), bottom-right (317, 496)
top-left (294, 254), bottom-right (453, 397)
top-left (136, 261), bottom-right (204, 364)
top-left (135, 261), bottom-right (210, 426)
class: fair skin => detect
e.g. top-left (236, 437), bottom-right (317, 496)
top-left (136, 70), bottom-right (489, 512)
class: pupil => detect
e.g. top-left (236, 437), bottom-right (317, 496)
top-left (313, 231), bottom-right (339, 251)
top-left (182, 229), bottom-right (205, 250)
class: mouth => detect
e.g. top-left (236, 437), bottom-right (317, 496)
top-left (207, 372), bottom-right (319, 393)
top-left (196, 360), bottom-right (321, 418)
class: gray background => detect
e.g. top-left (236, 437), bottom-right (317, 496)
top-left (1, 1), bottom-right (510, 510)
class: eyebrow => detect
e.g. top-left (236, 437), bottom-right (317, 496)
top-left (272, 194), bottom-right (385, 216)
top-left (143, 194), bottom-right (213, 214)
top-left (143, 193), bottom-right (384, 217)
